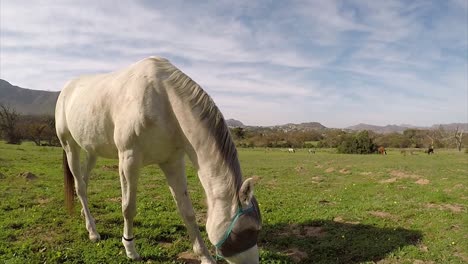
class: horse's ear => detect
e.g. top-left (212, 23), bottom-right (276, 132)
top-left (239, 178), bottom-right (255, 207)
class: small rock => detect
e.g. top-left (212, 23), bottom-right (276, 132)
top-left (19, 172), bottom-right (38, 180)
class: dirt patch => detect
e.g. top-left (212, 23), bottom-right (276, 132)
top-left (325, 167), bottom-right (335, 173)
top-left (333, 216), bottom-right (360, 225)
top-left (284, 248), bottom-right (308, 263)
top-left (19, 172), bottom-right (38, 180)
top-left (380, 178), bottom-right (397, 183)
top-left (339, 168), bottom-right (350, 174)
top-left (315, 164), bottom-right (323, 169)
top-left (369, 211), bottom-right (395, 220)
top-left (102, 165), bottom-right (118, 171)
top-left (389, 170), bottom-right (420, 179)
top-left (177, 251), bottom-right (200, 264)
top-left (303, 226), bottom-right (327, 238)
top-left (318, 199), bottom-right (335, 205)
top-left (251, 175), bottom-right (262, 182)
top-left (380, 170), bottom-right (425, 184)
top-left (311, 176), bottom-right (323, 183)
top-left (454, 251), bottom-right (468, 262)
top-left (415, 179), bottom-right (430, 185)
top-left (425, 203), bottom-right (465, 213)
top-left (107, 197), bottom-right (121, 203)
top-left (278, 224), bottom-right (328, 239)
top-left (36, 197), bottom-right (51, 205)
top-left (418, 243), bottom-right (429, 252)
top-left (295, 165), bottom-right (308, 174)
top-left (413, 260), bottom-right (435, 264)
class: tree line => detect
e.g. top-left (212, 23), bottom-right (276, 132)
top-left (1, 103), bottom-right (465, 153)
top-left (230, 125), bottom-right (466, 153)
top-left (0, 104), bottom-right (59, 146)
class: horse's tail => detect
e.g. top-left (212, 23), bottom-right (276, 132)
top-left (63, 150), bottom-right (75, 214)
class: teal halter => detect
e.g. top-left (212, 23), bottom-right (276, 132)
top-left (215, 202), bottom-right (255, 258)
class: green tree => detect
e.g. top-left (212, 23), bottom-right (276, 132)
top-left (337, 130), bottom-right (377, 154)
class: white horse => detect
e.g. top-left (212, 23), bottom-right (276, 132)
top-left (288, 148), bottom-right (295, 153)
top-left (55, 57), bottom-right (261, 263)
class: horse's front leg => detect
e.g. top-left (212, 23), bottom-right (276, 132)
top-left (160, 156), bottom-right (216, 264)
top-left (119, 149), bottom-right (141, 260)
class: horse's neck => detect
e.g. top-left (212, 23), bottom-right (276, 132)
top-left (166, 87), bottom-right (239, 244)
top-left (186, 137), bottom-right (238, 242)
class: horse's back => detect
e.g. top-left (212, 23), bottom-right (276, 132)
top-left (56, 57), bottom-right (183, 162)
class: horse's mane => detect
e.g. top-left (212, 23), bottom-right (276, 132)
top-left (157, 58), bottom-right (242, 197)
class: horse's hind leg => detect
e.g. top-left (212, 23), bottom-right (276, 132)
top-left (118, 149), bottom-right (142, 260)
top-left (81, 153), bottom-right (97, 217)
top-left (64, 141), bottom-right (100, 241)
top-left (160, 156), bottom-right (215, 264)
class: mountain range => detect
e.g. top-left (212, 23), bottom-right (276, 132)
top-left (1, 79), bottom-right (466, 133)
top-left (0, 79), bottom-right (59, 115)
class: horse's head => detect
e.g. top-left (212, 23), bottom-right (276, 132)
top-left (216, 178), bottom-right (262, 264)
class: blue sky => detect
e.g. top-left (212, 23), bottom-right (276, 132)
top-left (0, 0), bottom-right (467, 127)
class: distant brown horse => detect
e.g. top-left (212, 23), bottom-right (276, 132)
top-left (378, 146), bottom-right (387, 155)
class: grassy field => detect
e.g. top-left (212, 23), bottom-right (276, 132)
top-left (0, 142), bottom-right (467, 263)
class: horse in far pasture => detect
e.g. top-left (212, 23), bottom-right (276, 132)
top-left (378, 146), bottom-right (387, 155)
top-left (427, 146), bottom-right (434, 155)
top-left (288, 148), bottom-right (295, 153)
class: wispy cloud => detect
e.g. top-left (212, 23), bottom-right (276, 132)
top-left (0, 0), bottom-right (466, 127)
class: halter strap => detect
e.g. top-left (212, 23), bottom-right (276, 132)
top-left (215, 202), bottom-right (255, 259)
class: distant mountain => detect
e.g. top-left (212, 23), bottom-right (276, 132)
top-left (430, 123), bottom-right (468, 131)
top-left (226, 119), bottom-right (245, 127)
top-left (272, 122), bottom-right (327, 132)
top-left (347, 123), bottom-right (468, 134)
top-left (0, 79), bottom-right (59, 115)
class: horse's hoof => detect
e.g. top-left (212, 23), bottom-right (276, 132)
top-left (127, 253), bottom-right (141, 261)
top-left (200, 259), bottom-right (216, 264)
top-left (89, 233), bottom-right (101, 242)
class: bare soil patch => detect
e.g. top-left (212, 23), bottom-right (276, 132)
top-left (425, 203), bottom-right (465, 213)
top-left (19, 172), bottom-right (38, 180)
top-left (278, 224), bottom-right (328, 239)
top-left (415, 179), bottom-right (430, 185)
top-left (251, 175), bottom-right (262, 182)
top-left (380, 170), bottom-right (429, 185)
top-left (295, 165), bottom-right (307, 174)
top-left (36, 197), bottom-right (51, 205)
top-left (389, 170), bottom-right (420, 179)
top-left (412, 260), bottom-right (435, 264)
top-left (177, 251), bottom-right (200, 264)
top-left (325, 167), bottom-right (335, 173)
top-left (339, 168), bottom-right (350, 174)
top-left (380, 178), bottom-right (397, 183)
top-left (102, 165), bottom-right (118, 171)
top-left (369, 211), bottom-right (395, 220)
top-left (284, 248), bottom-right (308, 263)
top-left (107, 197), bottom-right (121, 203)
top-left (333, 216), bottom-right (360, 225)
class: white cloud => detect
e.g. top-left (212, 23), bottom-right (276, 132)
top-left (0, 0), bottom-right (466, 127)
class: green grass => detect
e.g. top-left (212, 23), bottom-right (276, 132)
top-left (0, 142), bottom-right (467, 263)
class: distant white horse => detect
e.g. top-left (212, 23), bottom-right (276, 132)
top-left (55, 57), bottom-right (261, 263)
top-left (288, 148), bottom-right (295, 153)
top-left (308, 149), bottom-right (315, 154)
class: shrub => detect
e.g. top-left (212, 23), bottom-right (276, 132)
top-left (337, 130), bottom-right (377, 154)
